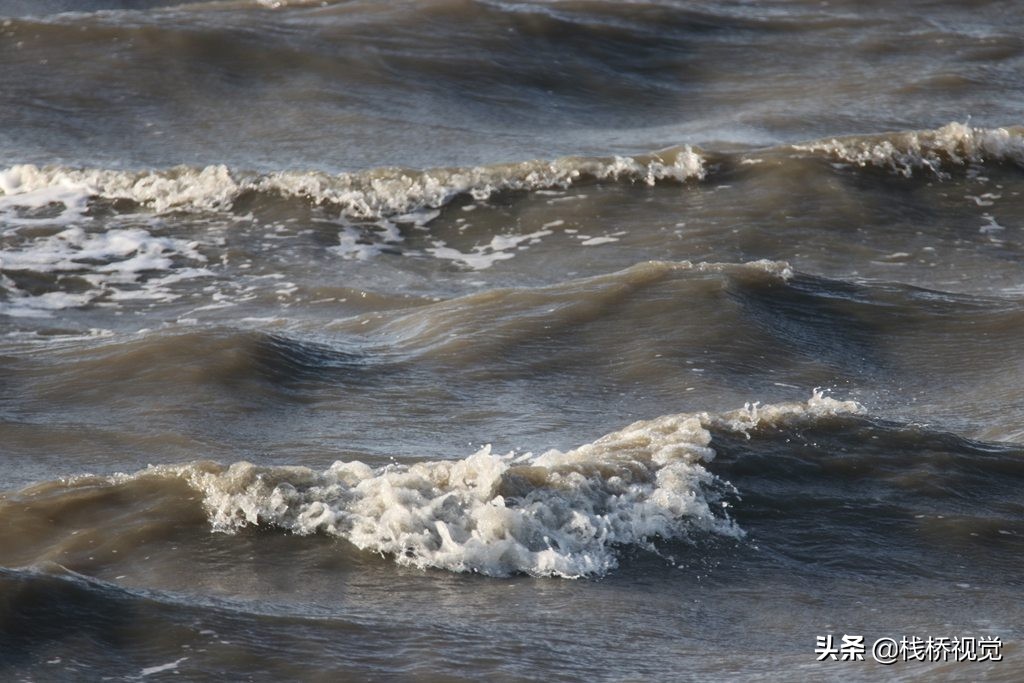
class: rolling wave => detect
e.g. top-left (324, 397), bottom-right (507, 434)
top-left (793, 122), bottom-right (1024, 177)
top-left (9, 261), bottom-right (1024, 442)
top-left (3, 394), bottom-right (862, 578)
top-left (2, 124), bottom-right (1020, 225)
top-left (6, 394), bottom-right (1024, 582)
top-left (0, 148), bottom-right (705, 220)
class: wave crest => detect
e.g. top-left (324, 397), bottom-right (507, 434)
top-left (123, 392), bottom-right (860, 578)
top-left (0, 147), bottom-right (705, 221)
top-left (793, 122), bottom-right (1024, 177)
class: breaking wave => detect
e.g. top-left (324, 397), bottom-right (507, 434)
top-left (793, 122), bottom-right (1024, 177)
top-left (0, 148), bottom-right (705, 221)
top-left (78, 393), bottom-right (858, 578)
top-left (3, 124), bottom-right (1022, 226)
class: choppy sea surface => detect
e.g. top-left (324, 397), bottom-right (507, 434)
top-left (2, 1), bottom-right (1023, 680)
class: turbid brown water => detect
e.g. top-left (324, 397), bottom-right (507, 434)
top-left (1, 1), bottom-right (1023, 680)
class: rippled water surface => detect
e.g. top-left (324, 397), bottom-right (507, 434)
top-left (1, 1), bottom-right (1023, 680)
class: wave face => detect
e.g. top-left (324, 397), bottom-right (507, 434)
top-left (4, 124), bottom-right (1024, 220)
top-left (155, 398), bottom-right (859, 577)
top-left (4, 124), bottom-right (1024, 325)
top-left (0, 395), bottom-right (858, 578)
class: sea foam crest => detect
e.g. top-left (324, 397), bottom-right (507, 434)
top-left (146, 392), bottom-right (859, 578)
top-left (796, 122), bottom-right (1024, 177)
top-left (0, 147), bottom-right (704, 221)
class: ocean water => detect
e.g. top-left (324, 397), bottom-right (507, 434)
top-left (1, 1), bottom-right (1023, 680)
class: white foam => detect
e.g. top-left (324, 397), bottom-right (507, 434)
top-left (331, 220), bottom-right (405, 261)
top-left (140, 657), bottom-right (188, 678)
top-left (0, 225), bottom-right (212, 317)
top-left (980, 213), bottom-right (1006, 234)
top-left (0, 147), bottom-right (705, 222)
top-left (425, 229), bottom-right (553, 270)
top-left (0, 164), bottom-right (239, 215)
top-left (0, 287), bottom-right (93, 318)
top-left (795, 123), bottom-right (1024, 178)
top-left (1, 227), bottom-right (203, 273)
top-left (579, 236), bottom-right (619, 246)
top-left (333, 230), bottom-right (380, 261)
top-left (0, 176), bottom-right (90, 227)
top-left (137, 392), bottom-right (859, 578)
